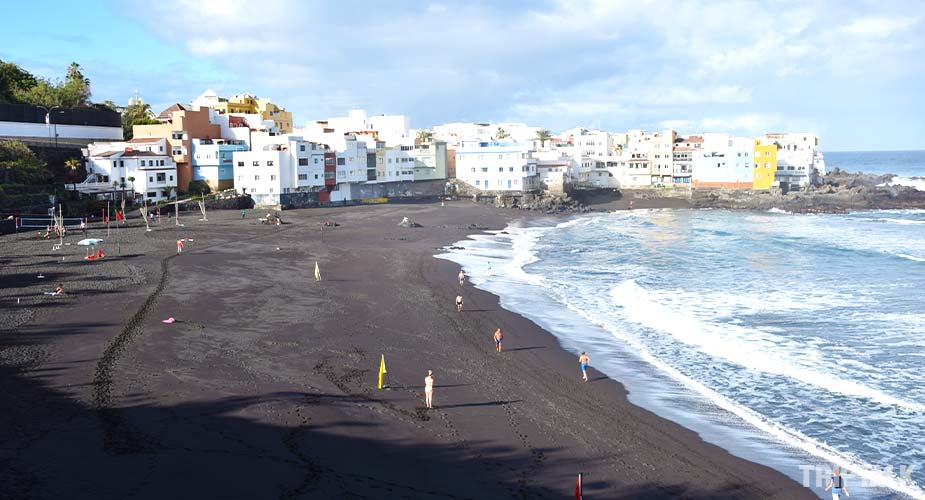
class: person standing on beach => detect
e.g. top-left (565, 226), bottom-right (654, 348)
top-left (424, 370), bottom-right (434, 409)
top-left (176, 239), bottom-right (184, 255)
top-left (241, 209), bottom-right (246, 219)
top-left (456, 295), bottom-right (464, 312)
top-left (458, 270), bottom-right (466, 286)
top-left (825, 467), bottom-right (850, 499)
top-left (494, 328), bottom-right (503, 352)
top-left (579, 352), bottom-right (590, 382)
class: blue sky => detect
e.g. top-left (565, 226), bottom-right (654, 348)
top-left (2, 0), bottom-right (922, 150)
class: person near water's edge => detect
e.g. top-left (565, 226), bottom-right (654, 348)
top-left (424, 370), bottom-right (434, 409)
top-left (494, 328), bottom-right (503, 352)
top-left (579, 352), bottom-right (590, 381)
top-left (458, 270), bottom-right (465, 286)
top-left (456, 295), bottom-right (464, 312)
top-left (825, 467), bottom-right (850, 499)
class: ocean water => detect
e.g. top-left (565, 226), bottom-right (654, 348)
top-left (825, 150), bottom-right (925, 190)
top-left (438, 208), bottom-right (925, 499)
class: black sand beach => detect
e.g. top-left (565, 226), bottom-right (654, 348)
top-left (0, 202), bottom-right (815, 499)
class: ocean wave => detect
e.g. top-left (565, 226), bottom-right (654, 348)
top-left (898, 254), bottom-right (925, 262)
top-left (767, 207), bottom-right (791, 214)
top-left (559, 282), bottom-right (925, 499)
top-left (885, 176), bottom-right (925, 191)
top-left (609, 279), bottom-right (925, 413)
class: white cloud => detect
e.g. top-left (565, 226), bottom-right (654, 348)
top-left (643, 85), bottom-right (752, 106)
top-left (841, 16), bottom-right (918, 39)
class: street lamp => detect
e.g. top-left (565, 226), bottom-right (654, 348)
top-left (36, 105), bottom-right (63, 147)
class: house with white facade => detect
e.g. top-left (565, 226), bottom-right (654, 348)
top-left (766, 132), bottom-right (820, 188)
top-left (455, 140), bottom-right (538, 192)
top-left (692, 134), bottom-right (754, 188)
top-left (191, 138), bottom-right (249, 192)
top-left (433, 122), bottom-right (540, 148)
top-left (232, 136), bottom-right (327, 206)
top-left (77, 137), bottom-right (178, 201)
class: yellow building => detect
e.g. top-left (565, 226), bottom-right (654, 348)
top-left (753, 139), bottom-right (778, 189)
top-left (197, 92), bottom-right (293, 134)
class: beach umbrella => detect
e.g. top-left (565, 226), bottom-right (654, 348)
top-left (77, 238), bottom-right (104, 259)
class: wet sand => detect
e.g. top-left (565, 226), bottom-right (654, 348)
top-left (0, 201), bottom-right (815, 499)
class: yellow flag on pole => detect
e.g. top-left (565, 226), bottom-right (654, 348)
top-left (314, 261), bottom-right (321, 281)
top-left (378, 354), bottom-right (387, 389)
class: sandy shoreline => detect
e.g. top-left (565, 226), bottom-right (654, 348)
top-left (0, 201), bottom-right (815, 499)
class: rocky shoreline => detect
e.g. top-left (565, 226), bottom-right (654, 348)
top-left (461, 169), bottom-right (925, 214)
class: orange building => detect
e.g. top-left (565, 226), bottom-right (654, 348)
top-left (133, 106), bottom-right (221, 193)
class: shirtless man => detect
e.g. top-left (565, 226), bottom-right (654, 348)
top-left (424, 370), bottom-right (434, 409)
top-left (458, 270), bottom-right (466, 286)
top-left (579, 352), bottom-right (590, 382)
top-left (494, 328), bottom-right (503, 352)
top-left (456, 295), bottom-right (464, 313)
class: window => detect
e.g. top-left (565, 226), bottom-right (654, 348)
top-left (147, 192), bottom-right (156, 198)
top-left (481, 167), bottom-right (488, 172)
top-left (238, 175), bottom-right (243, 181)
top-left (255, 175), bottom-right (260, 180)
top-left (253, 161), bottom-right (259, 166)
top-left (337, 157), bottom-right (345, 165)
top-left (298, 174), bottom-right (307, 180)
top-left (159, 146), bottom-right (164, 152)
top-left (156, 173), bottom-right (166, 182)
top-left (300, 145), bottom-right (305, 151)
top-left (169, 175), bottom-right (173, 181)
top-left (298, 158), bottom-right (308, 166)
top-left (149, 176), bottom-right (154, 182)
top-left (498, 167), bottom-right (503, 172)
top-left (314, 158), bottom-right (319, 164)
top-left (270, 175), bottom-right (276, 180)
top-left (120, 161), bottom-right (125, 167)
top-left (509, 167), bottom-right (514, 172)
top-left (140, 160), bottom-right (145, 166)
top-left (267, 161), bottom-right (274, 166)
top-left (471, 167), bottom-right (476, 172)
top-left (314, 174), bottom-right (319, 179)
top-left (765, 151), bottom-right (770, 157)
top-left (764, 163), bottom-right (770, 168)
top-left (269, 188), bottom-right (273, 193)
top-left (238, 161), bottom-right (244, 167)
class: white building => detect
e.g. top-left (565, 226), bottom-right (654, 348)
top-left (191, 138), bottom-right (249, 191)
top-left (692, 134), bottom-right (754, 188)
top-left (78, 137), bottom-right (177, 201)
top-left (433, 122), bottom-right (540, 147)
top-left (455, 140), bottom-right (538, 192)
top-left (766, 132), bottom-right (820, 187)
top-left (335, 136), bottom-right (369, 184)
top-left (232, 136), bottom-right (327, 206)
top-left (302, 108), bottom-right (412, 147)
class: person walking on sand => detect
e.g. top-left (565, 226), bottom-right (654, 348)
top-left (458, 270), bottom-right (466, 286)
top-left (825, 467), bottom-right (850, 499)
top-left (456, 295), bottom-right (464, 312)
top-left (579, 352), bottom-right (590, 381)
top-left (241, 209), bottom-right (246, 219)
top-left (424, 370), bottom-right (435, 409)
top-left (494, 328), bottom-right (503, 352)
top-left (176, 238), bottom-right (184, 255)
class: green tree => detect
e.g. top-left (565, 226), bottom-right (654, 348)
top-left (0, 59), bottom-right (37, 103)
top-left (122, 103), bottom-right (159, 140)
top-left (416, 129), bottom-right (434, 144)
top-left (0, 140), bottom-right (52, 184)
top-left (496, 127), bottom-right (509, 139)
top-left (536, 129), bottom-right (552, 147)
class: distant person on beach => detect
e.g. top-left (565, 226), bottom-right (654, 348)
top-left (494, 328), bottom-right (503, 352)
top-left (458, 270), bottom-right (466, 286)
top-left (456, 295), bottom-right (464, 312)
top-left (579, 352), bottom-right (590, 382)
top-left (176, 239), bottom-right (184, 255)
top-left (241, 209), bottom-right (246, 219)
top-left (53, 284), bottom-right (64, 295)
top-left (486, 261), bottom-right (492, 276)
top-left (825, 467), bottom-right (850, 499)
top-left (424, 370), bottom-right (434, 409)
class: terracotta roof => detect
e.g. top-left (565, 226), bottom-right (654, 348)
top-left (157, 103), bottom-right (191, 121)
top-left (228, 116), bottom-right (247, 127)
top-left (121, 150), bottom-right (161, 158)
top-left (673, 147), bottom-right (695, 151)
top-left (94, 150), bottom-right (122, 158)
top-left (128, 137), bottom-right (162, 143)
top-left (684, 135), bottom-right (704, 142)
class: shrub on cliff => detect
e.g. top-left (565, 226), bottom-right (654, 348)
top-left (0, 140), bottom-right (52, 184)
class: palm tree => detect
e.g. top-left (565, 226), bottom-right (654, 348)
top-left (496, 127), bottom-right (509, 139)
top-left (127, 176), bottom-right (135, 203)
top-left (416, 130), bottom-right (434, 144)
top-left (536, 129), bottom-right (552, 148)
